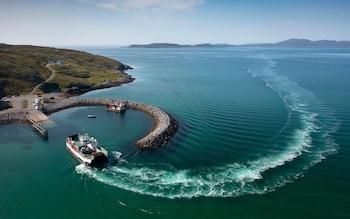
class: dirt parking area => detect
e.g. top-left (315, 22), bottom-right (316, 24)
top-left (9, 95), bottom-right (45, 110)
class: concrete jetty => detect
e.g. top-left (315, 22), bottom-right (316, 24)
top-left (27, 115), bottom-right (48, 138)
top-left (0, 97), bottom-right (178, 149)
top-left (0, 109), bottom-right (52, 138)
top-left (27, 110), bottom-right (50, 123)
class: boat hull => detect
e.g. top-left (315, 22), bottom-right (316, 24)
top-left (66, 141), bottom-right (108, 167)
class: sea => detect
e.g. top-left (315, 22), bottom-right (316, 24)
top-left (1, 47), bottom-right (349, 218)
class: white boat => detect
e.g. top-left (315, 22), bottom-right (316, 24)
top-left (106, 102), bottom-right (126, 113)
top-left (66, 131), bottom-right (108, 167)
top-left (88, 114), bottom-right (96, 118)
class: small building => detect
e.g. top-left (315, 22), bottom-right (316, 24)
top-left (47, 60), bottom-right (64, 65)
top-left (47, 60), bottom-right (55, 65)
top-left (56, 60), bottom-right (64, 65)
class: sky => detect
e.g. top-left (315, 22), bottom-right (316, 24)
top-left (0, 0), bottom-right (349, 46)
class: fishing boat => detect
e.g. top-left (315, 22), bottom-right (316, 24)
top-left (66, 130), bottom-right (108, 167)
top-left (106, 101), bottom-right (126, 113)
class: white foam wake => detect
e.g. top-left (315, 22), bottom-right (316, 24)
top-left (75, 54), bottom-right (339, 199)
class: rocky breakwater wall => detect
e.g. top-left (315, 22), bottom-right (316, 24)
top-left (126, 101), bottom-right (178, 149)
top-left (43, 98), bottom-right (114, 113)
top-left (43, 98), bottom-right (178, 149)
top-left (0, 109), bottom-right (28, 124)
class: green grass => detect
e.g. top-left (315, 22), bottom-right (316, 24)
top-left (0, 78), bottom-right (37, 96)
top-left (0, 44), bottom-right (130, 96)
top-left (21, 100), bottom-right (28, 108)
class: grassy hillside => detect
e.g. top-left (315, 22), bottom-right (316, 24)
top-left (0, 44), bottom-right (132, 97)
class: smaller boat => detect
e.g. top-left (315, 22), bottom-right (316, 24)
top-left (88, 114), bottom-right (96, 118)
top-left (66, 130), bottom-right (108, 167)
top-left (106, 101), bottom-right (126, 113)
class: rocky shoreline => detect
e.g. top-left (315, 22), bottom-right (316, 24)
top-left (62, 72), bottom-right (135, 96)
top-left (0, 97), bottom-right (178, 149)
top-left (0, 109), bottom-right (28, 124)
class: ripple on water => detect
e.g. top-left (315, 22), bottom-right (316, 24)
top-left (73, 53), bottom-right (340, 199)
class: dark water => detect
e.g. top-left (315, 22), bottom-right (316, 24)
top-left (1, 47), bottom-right (349, 218)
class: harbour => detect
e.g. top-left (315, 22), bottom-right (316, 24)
top-left (0, 97), bottom-right (178, 148)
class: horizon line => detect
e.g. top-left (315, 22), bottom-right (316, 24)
top-left (2, 38), bottom-right (350, 48)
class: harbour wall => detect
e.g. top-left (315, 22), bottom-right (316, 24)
top-left (0, 98), bottom-right (178, 149)
top-left (0, 110), bottom-right (28, 123)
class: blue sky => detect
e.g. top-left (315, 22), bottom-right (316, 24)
top-left (1, 0), bottom-right (349, 46)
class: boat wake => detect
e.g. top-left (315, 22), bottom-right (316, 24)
top-left (75, 54), bottom-right (339, 198)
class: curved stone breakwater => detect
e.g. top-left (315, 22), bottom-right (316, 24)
top-left (0, 98), bottom-right (178, 149)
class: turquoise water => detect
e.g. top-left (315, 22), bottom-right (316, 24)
top-left (1, 47), bottom-right (349, 218)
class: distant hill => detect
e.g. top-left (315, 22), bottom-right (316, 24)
top-left (129, 39), bottom-right (350, 48)
top-left (0, 44), bottom-right (132, 97)
top-left (128, 43), bottom-right (230, 48)
top-left (129, 43), bottom-right (185, 48)
top-left (242, 39), bottom-right (350, 48)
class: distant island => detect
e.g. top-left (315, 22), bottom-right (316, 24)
top-left (0, 44), bottom-right (133, 97)
top-left (129, 43), bottom-right (230, 48)
top-left (129, 39), bottom-right (350, 48)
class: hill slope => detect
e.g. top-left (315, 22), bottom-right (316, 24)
top-left (0, 44), bottom-right (133, 97)
top-left (242, 39), bottom-right (350, 48)
top-left (129, 39), bottom-right (350, 48)
top-left (128, 43), bottom-right (230, 48)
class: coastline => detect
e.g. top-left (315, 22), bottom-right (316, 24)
top-left (0, 82), bottom-right (178, 149)
top-left (62, 70), bottom-right (135, 97)
top-left (0, 46), bottom-right (178, 149)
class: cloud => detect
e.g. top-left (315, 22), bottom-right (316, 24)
top-left (78, 0), bottom-right (205, 12)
